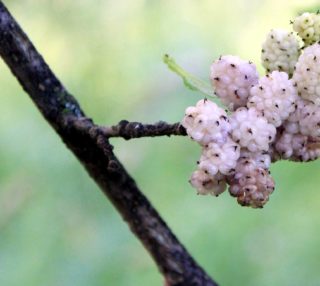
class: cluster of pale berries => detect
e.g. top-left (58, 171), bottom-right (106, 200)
top-left (182, 12), bottom-right (320, 208)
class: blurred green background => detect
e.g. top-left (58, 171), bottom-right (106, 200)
top-left (0, 0), bottom-right (319, 285)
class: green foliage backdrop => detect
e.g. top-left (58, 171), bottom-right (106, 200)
top-left (0, 1), bottom-right (319, 285)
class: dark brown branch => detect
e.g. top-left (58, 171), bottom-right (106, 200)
top-left (102, 120), bottom-right (187, 140)
top-left (0, 2), bottom-right (218, 286)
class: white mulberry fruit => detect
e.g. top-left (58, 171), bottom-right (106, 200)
top-left (261, 29), bottom-right (300, 76)
top-left (292, 43), bottom-right (320, 105)
top-left (282, 97), bottom-right (306, 134)
top-left (181, 99), bottom-right (231, 145)
top-left (293, 12), bottom-right (320, 46)
top-left (239, 149), bottom-right (271, 170)
top-left (210, 55), bottom-right (259, 111)
top-left (189, 170), bottom-right (227, 196)
top-left (228, 156), bottom-right (275, 208)
top-left (199, 138), bottom-right (240, 176)
top-left (299, 102), bottom-right (320, 138)
top-left (275, 131), bottom-right (320, 161)
top-left (248, 71), bottom-right (298, 127)
top-left (282, 98), bottom-right (320, 137)
top-left (230, 107), bottom-right (276, 152)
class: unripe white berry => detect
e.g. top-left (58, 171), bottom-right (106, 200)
top-left (261, 29), bottom-right (300, 76)
top-left (293, 12), bottom-right (320, 46)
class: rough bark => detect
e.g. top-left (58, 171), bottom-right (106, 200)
top-left (0, 2), bottom-right (218, 285)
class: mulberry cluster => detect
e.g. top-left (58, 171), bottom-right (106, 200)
top-left (183, 99), bottom-right (240, 198)
top-left (182, 12), bottom-right (320, 208)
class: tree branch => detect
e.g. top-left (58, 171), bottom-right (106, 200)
top-left (102, 120), bottom-right (187, 140)
top-left (0, 2), bottom-right (218, 285)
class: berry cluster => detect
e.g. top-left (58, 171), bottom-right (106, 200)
top-left (182, 12), bottom-right (320, 208)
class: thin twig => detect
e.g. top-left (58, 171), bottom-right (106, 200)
top-left (101, 120), bottom-right (187, 140)
top-left (0, 2), bottom-right (218, 285)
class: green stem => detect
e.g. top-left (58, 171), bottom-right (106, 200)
top-left (163, 54), bottom-right (214, 97)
